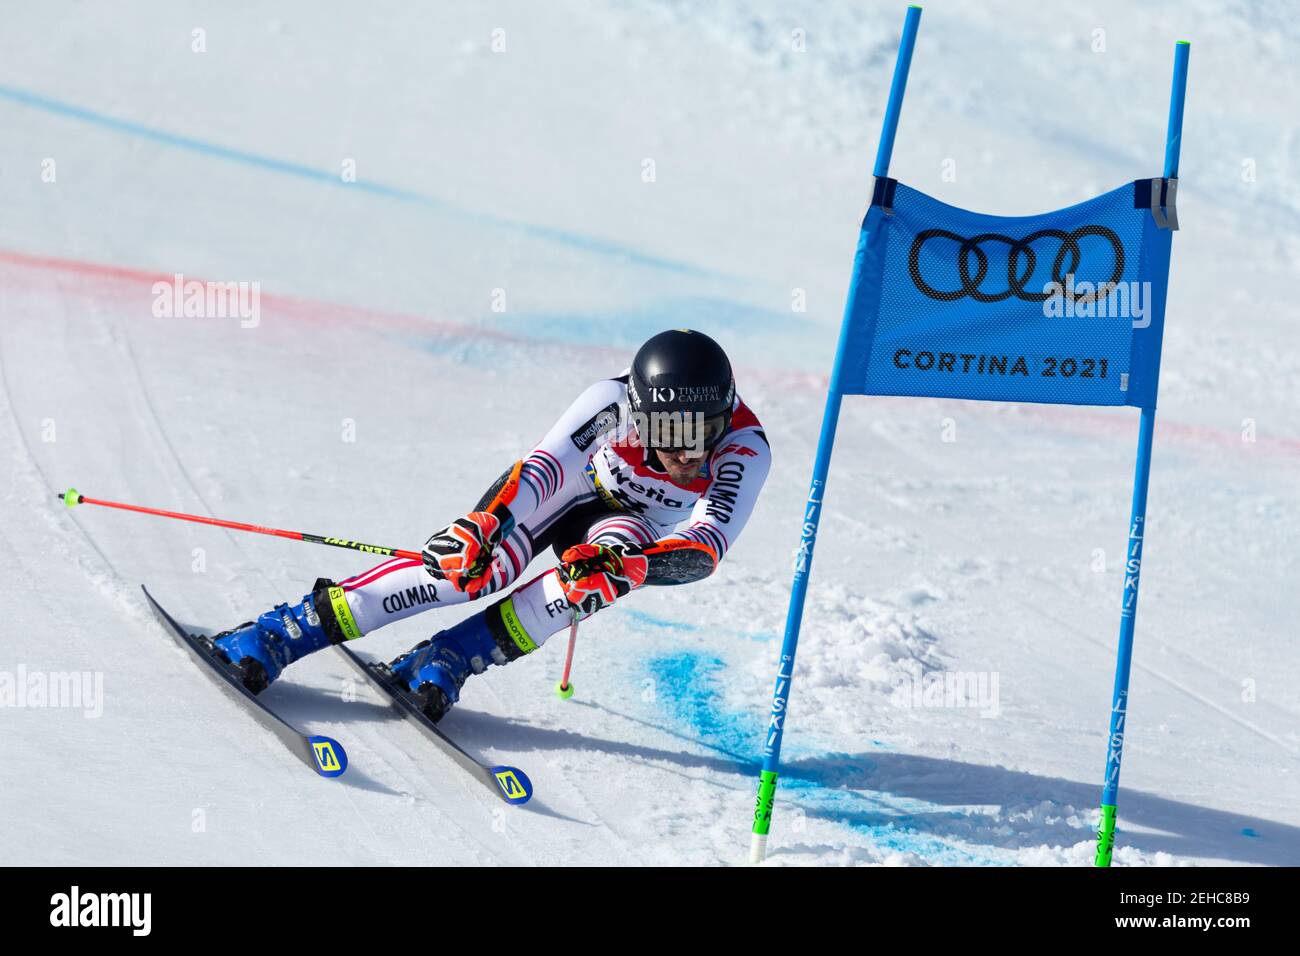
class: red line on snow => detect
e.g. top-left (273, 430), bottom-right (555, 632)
top-left (0, 247), bottom-right (627, 360)
top-left (2, 247), bottom-right (1296, 459)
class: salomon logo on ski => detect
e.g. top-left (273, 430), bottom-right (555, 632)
top-left (491, 767), bottom-right (533, 804)
top-left (309, 737), bottom-right (347, 777)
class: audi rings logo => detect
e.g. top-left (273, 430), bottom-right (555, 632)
top-left (908, 225), bottom-right (1124, 305)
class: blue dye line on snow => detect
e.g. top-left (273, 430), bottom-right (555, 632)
top-left (623, 608), bottom-right (700, 634)
top-left (645, 649), bottom-right (1008, 864)
top-left (647, 653), bottom-right (755, 765)
top-left (0, 84), bottom-right (716, 279)
top-left (622, 606), bottom-right (773, 643)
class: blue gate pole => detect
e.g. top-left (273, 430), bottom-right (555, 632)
top-left (1094, 39), bottom-right (1188, 868)
top-left (749, 5), bottom-right (922, 865)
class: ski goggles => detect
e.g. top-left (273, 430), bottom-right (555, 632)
top-left (636, 410), bottom-right (730, 454)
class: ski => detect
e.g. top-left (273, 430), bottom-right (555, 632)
top-left (141, 586), bottom-right (348, 779)
top-left (332, 644), bottom-right (533, 806)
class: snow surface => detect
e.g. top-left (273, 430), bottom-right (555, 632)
top-left (1, 0), bottom-right (1297, 866)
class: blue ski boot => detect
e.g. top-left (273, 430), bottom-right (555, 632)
top-left (212, 578), bottom-right (360, 693)
top-left (388, 600), bottom-right (526, 723)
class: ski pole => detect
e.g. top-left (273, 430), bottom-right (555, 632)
top-left (554, 613), bottom-right (579, 700)
top-left (57, 487), bottom-right (423, 561)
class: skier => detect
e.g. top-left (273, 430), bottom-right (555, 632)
top-left (210, 329), bottom-right (770, 722)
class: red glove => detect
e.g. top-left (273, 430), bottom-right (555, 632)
top-left (423, 512), bottom-right (504, 594)
top-left (558, 543), bottom-right (648, 617)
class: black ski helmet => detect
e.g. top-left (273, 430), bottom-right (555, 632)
top-left (628, 329), bottom-right (734, 451)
